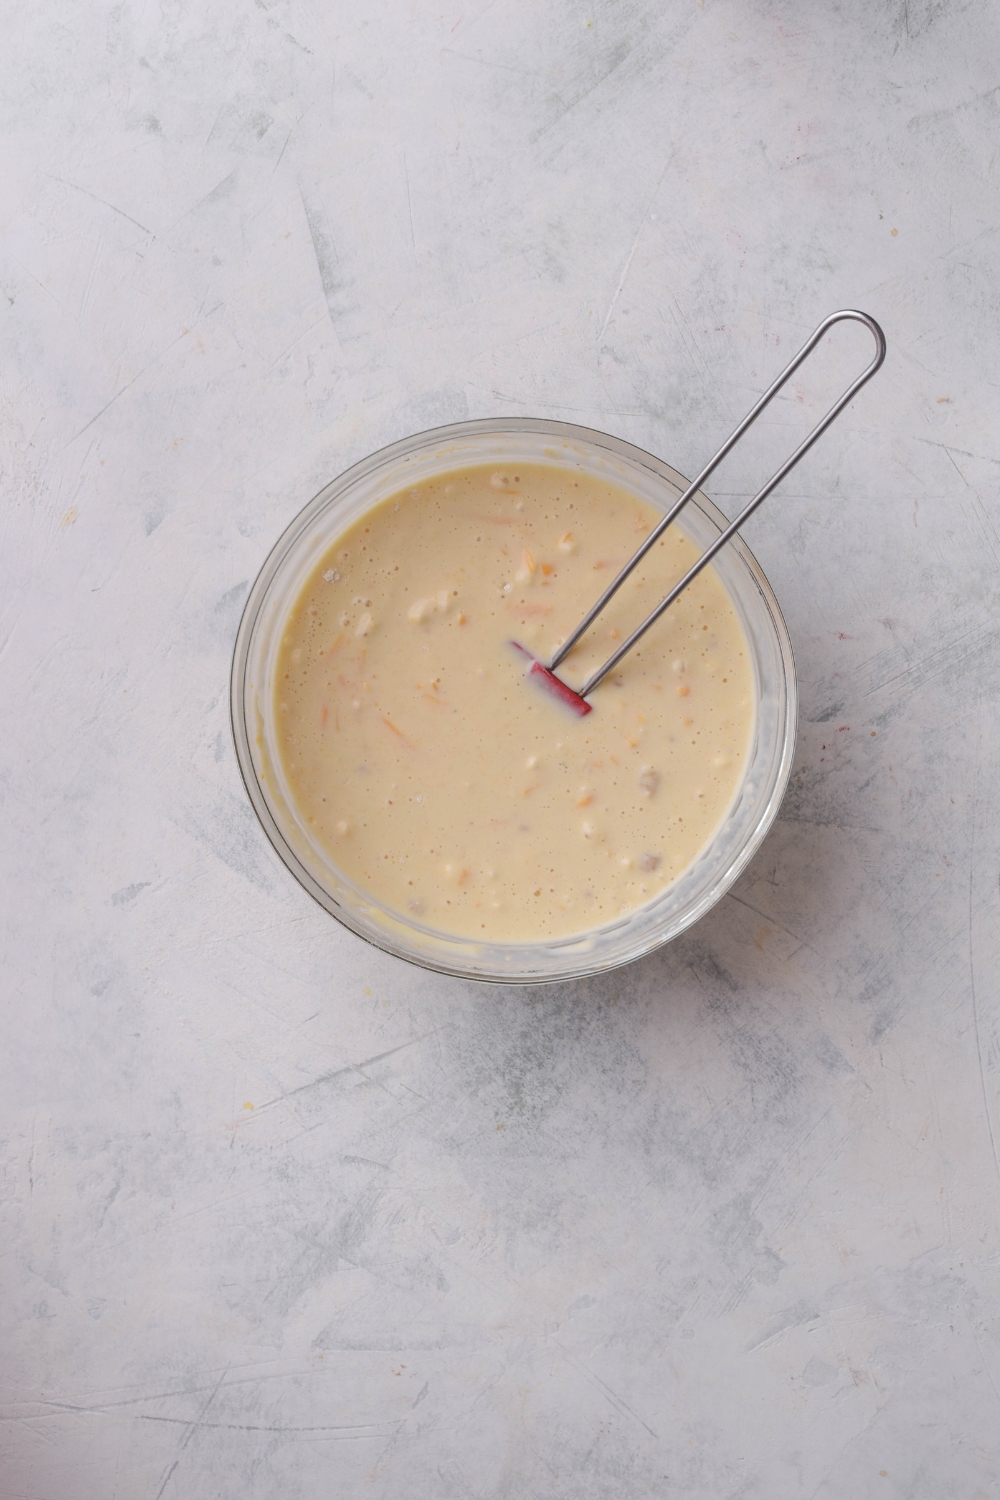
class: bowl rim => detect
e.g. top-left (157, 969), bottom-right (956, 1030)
top-left (231, 416), bottom-right (797, 983)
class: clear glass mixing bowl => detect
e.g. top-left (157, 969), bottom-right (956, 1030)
top-left (231, 419), bottom-right (796, 983)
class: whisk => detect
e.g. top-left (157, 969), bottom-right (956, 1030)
top-left (510, 308), bottom-right (886, 715)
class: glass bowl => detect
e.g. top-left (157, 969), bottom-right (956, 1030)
top-left (231, 419), bottom-right (796, 983)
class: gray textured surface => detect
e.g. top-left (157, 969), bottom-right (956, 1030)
top-left (3, 2), bottom-right (1000, 1496)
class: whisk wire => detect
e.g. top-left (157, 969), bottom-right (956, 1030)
top-left (547, 309), bottom-right (886, 700)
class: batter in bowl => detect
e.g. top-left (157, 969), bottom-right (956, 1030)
top-left (273, 463), bottom-right (754, 941)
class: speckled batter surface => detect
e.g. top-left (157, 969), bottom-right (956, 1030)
top-left (275, 463), bottom-right (753, 939)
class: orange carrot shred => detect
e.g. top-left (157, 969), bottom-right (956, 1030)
top-left (383, 717), bottom-right (414, 746)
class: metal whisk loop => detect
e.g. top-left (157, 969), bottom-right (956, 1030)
top-left (551, 309), bottom-right (886, 699)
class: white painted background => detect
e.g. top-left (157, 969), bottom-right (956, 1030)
top-left (3, 2), bottom-right (1000, 1496)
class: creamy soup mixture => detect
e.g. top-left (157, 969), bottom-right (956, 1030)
top-left (274, 463), bottom-right (754, 941)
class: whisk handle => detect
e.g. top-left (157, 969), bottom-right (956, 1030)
top-left (558, 310), bottom-right (886, 699)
